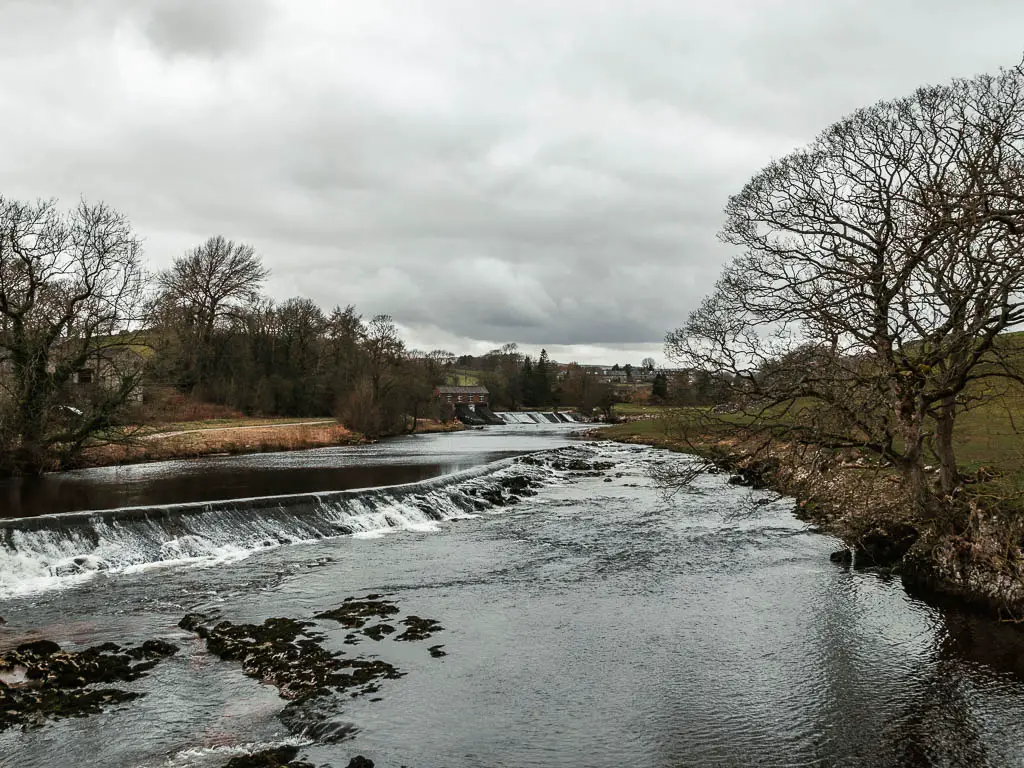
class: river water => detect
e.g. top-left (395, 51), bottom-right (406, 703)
top-left (1, 424), bottom-right (1023, 767)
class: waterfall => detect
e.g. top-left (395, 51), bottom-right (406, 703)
top-left (498, 411), bottom-right (578, 424)
top-left (0, 445), bottom-right (611, 597)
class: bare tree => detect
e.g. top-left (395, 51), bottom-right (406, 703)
top-left (339, 314), bottom-right (408, 437)
top-left (0, 198), bottom-right (146, 474)
top-left (157, 236), bottom-right (268, 339)
top-left (667, 62), bottom-right (1024, 509)
top-left (154, 235), bottom-right (268, 390)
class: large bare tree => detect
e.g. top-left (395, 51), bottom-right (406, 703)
top-left (157, 236), bottom-right (268, 340)
top-left (667, 62), bottom-right (1024, 508)
top-left (0, 198), bottom-right (146, 474)
top-left (154, 235), bottom-right (268, 390)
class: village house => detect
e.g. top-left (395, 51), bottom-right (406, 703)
top-left (434, 387), bottom-right (489, 411)
top-left (0, 342), bottom-right (146, 404)
top-left (434, 384), bottom-right (489, 410)
top-left (62, 345), bottom-right (146, 402)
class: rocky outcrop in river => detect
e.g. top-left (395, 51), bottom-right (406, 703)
top-left (0, 637), bottom-right (178, 731)
top-left (182, 594), bottom-right (447, 766)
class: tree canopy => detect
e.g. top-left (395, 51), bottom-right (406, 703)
top-left (667, 61), bottom-right (1024, 506)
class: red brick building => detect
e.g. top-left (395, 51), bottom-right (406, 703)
top-left (435, 385), bottom-right (489, 407)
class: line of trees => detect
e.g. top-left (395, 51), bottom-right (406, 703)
top-left (666, 60), bottom-right (1024, 512)
top-left (0, 201), bottom-right (631, 475)
top-left (458, 345), bottom-right (622, 416)
top-left (0, 214), bottom-right (461, 474)
top-left (148, 238), bottom-right (457, 440)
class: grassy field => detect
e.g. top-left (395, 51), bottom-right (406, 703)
top-left (85, 421), bottom-right (364, 467)
top-left (603, 369), bottom-right (1024, 501)
top-left (143, 417), bottom-right (336, 436)
top-left (450, 369), bottom-right (481, 386)
top-left (611, 403), bottom-right (672, 416)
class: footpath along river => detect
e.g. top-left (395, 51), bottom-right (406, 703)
top-left (0, 423), bottom-right (1023, 767)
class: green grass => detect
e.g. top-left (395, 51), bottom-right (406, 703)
top-left (602, 418), bottom-right (677, 440)
top-left (611, 403), bottom-right (674, 416)
top-left (605, 374), bottom-right (1024, 510)
top-left (949, 381), bottom-right (1024, 476)
top-left (450, 369), bottom-right (481, 386)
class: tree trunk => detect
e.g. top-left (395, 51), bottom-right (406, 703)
top-left (12, 356), bottom-right (52, 475)
top-left (934, 395), bottom-right (959, 495)
top-left (894, 391), bottom-right (932, 514)
top-left (904, 459), bottom-right (931, 512)
top-left (13, 414), bottom-right (48, 476)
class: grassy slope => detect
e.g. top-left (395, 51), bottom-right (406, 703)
top-left (609, 332), bottom-right (1024, 482)
top-left (451, 370), bottom-right (481, 386)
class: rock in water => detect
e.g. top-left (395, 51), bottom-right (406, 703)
top-left (830, 549), bottom-right (853, 566)
top-left (855, 523), bottom-right (919, 567)
top-left (0, 637), bottom-right (178, 732)
top-left (16, 639), bottom-right (62, 656)
top-left (346, 757), bottom-right (374, 768)
top-left (223, 746), bottom-right (314, 767)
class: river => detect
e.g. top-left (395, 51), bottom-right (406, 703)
top-left (1, 424), bottom-right (1023, 767)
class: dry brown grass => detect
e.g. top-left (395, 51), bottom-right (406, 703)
top-left (142, 417), bottom-right (336, 436)
top-left (412, 419), bottom-right (465, 434)
top-left (133, 385), bottom-right (245, 424)
top-left (82, 418), bottom-right (465, 468)
top-left (84, 422), bottom-right (364, 467)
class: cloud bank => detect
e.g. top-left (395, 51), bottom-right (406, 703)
top-left (2, 0), bottom-right (1021, 363)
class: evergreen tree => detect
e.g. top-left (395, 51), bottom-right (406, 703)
top-left (652, 372), bottom-right (669, 401)
top-left (519, 357), bottom-right (535, 406)
top-left (533, 349), bottom-right (552, 406)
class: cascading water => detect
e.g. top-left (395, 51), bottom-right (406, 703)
top-left (0, 445), bottom-right (610, 598)
top-left (497, 411), bottom-right (579, 424)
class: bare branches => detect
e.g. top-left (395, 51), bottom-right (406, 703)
top-left (668, 62), bottom-right (1024, 506)
top-left (647, 456), bottom-right (714, 500)
top-left (157, 235), bottom-right (268, 336)
top-left (0, 197), bottom-right (146, 474)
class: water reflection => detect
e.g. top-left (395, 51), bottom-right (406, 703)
top-left (0, 424), bottom-right (579, 517)
top-left (0, 462), bottom-right (475, 517)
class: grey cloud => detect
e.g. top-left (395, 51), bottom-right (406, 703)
top-left (1, 0), bottom-right (1022, 364)
top-left (139, 0), bottom-right (272, 58)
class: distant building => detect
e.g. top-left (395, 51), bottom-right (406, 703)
top-left (67, 347), bottom-right (146, 402)
top-left (1, 342), bottom-right (147, 403)
top-left (434, 385), bottom-right (489, 410)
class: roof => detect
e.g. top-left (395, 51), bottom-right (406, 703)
top-left (436, 385), bottom-right (489, 395)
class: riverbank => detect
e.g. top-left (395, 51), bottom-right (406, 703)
top-left (78, 418), bottom-right (465, 469)
top-left (595, 418), bottom-right (1024, 622)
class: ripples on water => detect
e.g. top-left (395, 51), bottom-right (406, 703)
top-left (1, 435), bottom-right (1023, 767)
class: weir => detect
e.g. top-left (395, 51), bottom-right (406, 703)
top-left (0, 446), bottom-right (594, 597)
top-left (497, 411), bottom-right (576, 424)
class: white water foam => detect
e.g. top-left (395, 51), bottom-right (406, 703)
top-left (0, 445), bottom-right (636, 598)
top-left (157, 738), bottom-right (313, 768)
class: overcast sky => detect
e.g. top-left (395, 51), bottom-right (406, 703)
top-left (2, 1), bottom-right (1022, 364)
